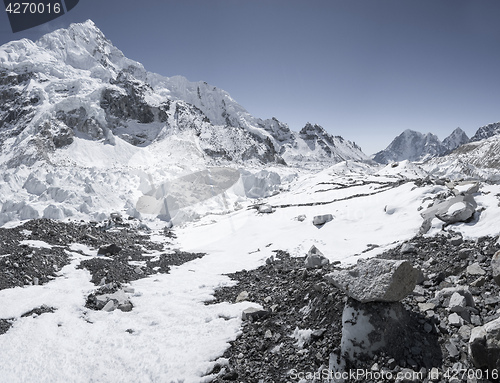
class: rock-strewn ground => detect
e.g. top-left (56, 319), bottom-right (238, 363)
top-left (2, 217), bottom-right (500, 382)
top-left (208, 233), bottom-right (500, 383)
top-left (0, 218), bottom-right (203, 333)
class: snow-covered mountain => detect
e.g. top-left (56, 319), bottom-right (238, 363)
top-left (0, 20), bottom-right (366, 169)
top-left (372, 130), bottom-right (445, 164)
top-left (372, 128), bottom-right (470, 164)
top-left (0, 20), bottom-right (368, 225)
top-left (424, 133), bottom-right (500, 181)
top-left (442, 127), bottom-right (470, 151)
top-left (470, 122), bottom-right (500, 142)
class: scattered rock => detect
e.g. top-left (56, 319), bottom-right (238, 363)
top-left (312, 214), bottom-right (333, 226)
top-left (206, 232), bottom-right (500, 382)
top-left (400, 243), bottom-right (417, 254)
top-left (235, 291), bottom-right (249, 303)
top-left (97, 243), bottom-right (122, 256)
top-left (448, 313), bottom-right (464, 327)
top-left (241, 307), bottom-right (269, 321)
top-left (304, 245), bottom-right (329, 269)
top-left (467, 262), bottom-right (486, 276)
top-left (257, 204), bottom-right (273, 214)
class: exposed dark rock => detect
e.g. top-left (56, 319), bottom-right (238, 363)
top-left (97, 243), bottom-right (122, 256)
top-left (207, 233), bottom-right (500, 382)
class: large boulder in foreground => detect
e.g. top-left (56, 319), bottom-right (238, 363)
top-left (325, 258), bottom-right (419, 303)
top-left (435, 194), bottom-right (477, 225)
top-left (341, 299), bottom-right (410, 360)
top-left (469, 317), bottom-right (500, 371)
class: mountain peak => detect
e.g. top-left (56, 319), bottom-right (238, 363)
top-left (442, 127), bottom-right (469, 151)
top-left (373, 129), bottom-right (445, 164)
top-left (33, 19), bottom-right (144, 80)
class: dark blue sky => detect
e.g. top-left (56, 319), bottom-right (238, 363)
top-left (1, 1), bottom-right (500, 154)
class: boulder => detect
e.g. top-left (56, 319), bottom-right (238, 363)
top-left (448, 292), bottom-right (467, 313)
top-left (435, 286), bottom-right (475, 308)
top-left (258, 204), bottom-right (273, 214)
top-left (435, 194), bottom-right (476, 224)
top-left (241, 307), bottom-right (269, 321)
top-left (97, 244), bottom-right (122, 256)
top-left (467, 262), bottom-right (486, 276)
top-left (449, 235), bottom-right (463, 246)
top-left (400, 243), bottom-right (417, 254)
top-left (235, 291), bottom-right (249, 303)
top-left (341, 299), bottom-right (410, 360)
top-left (304, 245), bottom-right (329, 269)
top-left (469, 317), bottom-right (500, 371)
top-left (325, 258), bottom-right (418, 303)
top-left (491, 250), bottom-right (500, 286)
top-left (313, 214), bottom-right (333, 226)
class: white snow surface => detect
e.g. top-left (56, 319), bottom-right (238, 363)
top-left (1, 162), bottom-right (500, 382)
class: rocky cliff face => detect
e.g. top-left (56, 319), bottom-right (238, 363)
top-left (442, 127), bottom-right (470, 152)
top-left (470, 122), bottom-right (500, 142)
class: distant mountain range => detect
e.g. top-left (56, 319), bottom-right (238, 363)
top-left (372, 122), bottom-right (500, 164)
top-left (0, 20), bottom-right (367, 168)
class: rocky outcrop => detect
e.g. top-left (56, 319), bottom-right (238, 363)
top-left (470, 122), bottom-right (500, 142)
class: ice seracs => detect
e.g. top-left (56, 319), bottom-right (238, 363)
top-left (0, 20), bottom-right (371, 226)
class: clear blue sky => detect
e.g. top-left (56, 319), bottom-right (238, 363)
top-left (1, 0), bottom-right (500, 155)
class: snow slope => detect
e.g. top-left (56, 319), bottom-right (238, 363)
top-left (0, 20), bottom-right (369, 226)
top-left (1, 165), bottom-right (499, 382)
top-left (423, 134), bottom-right (500, 181)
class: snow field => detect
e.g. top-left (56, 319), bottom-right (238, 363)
top-left (1, 166), bottom-right (499, 382)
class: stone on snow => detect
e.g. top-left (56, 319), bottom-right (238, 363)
top-left (312, 214), bottom-right (333, 226)
top-left (325, 258), bottom-right (419, 303)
